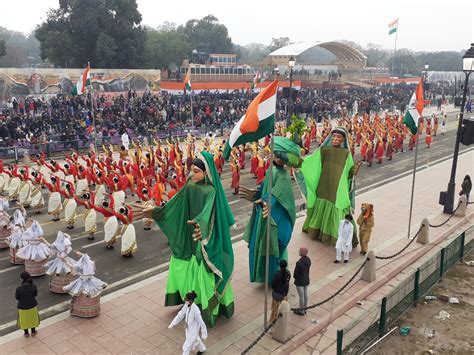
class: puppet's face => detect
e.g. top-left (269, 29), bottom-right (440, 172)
top-left (190, 165), bottom-right (205, 183)
top-left (332, 132), bottom-right (344, 147)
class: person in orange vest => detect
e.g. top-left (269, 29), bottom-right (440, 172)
top-left (366, 140), bottom-right (374, 167)
top-left (375, 136), bottom-right (385, 164)
top-left (425, 133), bottom-right (432, 148)
top-left (386, 135), bottom-right (394, 161)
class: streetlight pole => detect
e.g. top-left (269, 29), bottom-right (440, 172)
top-left (287, 56), bottom-right (295, 128)
top-left (440, 43), bottom-right (474, 214)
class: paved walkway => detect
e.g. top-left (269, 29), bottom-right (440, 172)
top-left (0, 150), bottom-right (472, 355)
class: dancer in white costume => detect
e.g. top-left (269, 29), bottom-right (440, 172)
top-left (93, 170), bottom-right (106, 207)
top-left (63, 252), bottom-right (107, 297)
top-left (44, 231), bottom-right (75, 276)
top-left (44, 175), bottom-right (63, 221)
top-left (6, 208), bottom-right (27, 251)
top-left (93, 195), bottom-right (119, 249)
top-left (61, 181), bottom-right (77, 229)
top-left (116, 205), bottom-right (137, 257)
top-left (16, 220), bottom-right (50, 262)
top-left (17, 168), bottom-right (32, 208)
top-left (109, 175), bottom-right (125, 213)
top-left (75, 191), bottom-right (97, 240)
top-left (29, 171), bottom-right (45, 213)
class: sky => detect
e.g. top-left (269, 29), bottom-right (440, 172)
top-left (0, 0), bottom-right (472, 52)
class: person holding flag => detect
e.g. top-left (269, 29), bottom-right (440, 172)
top-left (251, 71), bottom-right (260, 92)
top-left (184, 65), bottom-right (194, 130)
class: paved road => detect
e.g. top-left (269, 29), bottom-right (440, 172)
top-left (0, 111), bottom-right (470, 333)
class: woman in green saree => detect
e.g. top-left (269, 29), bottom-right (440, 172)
top-left (134, 151), bottom-right (234, 327)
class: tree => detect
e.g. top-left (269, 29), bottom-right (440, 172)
top-left (268, 37), bottom-right (290, 52)
top-left (143, 24), bottom-right (191, 69)
top-left (0, 27), bottom-right (42, 67)
top-left (35, 0), bottom-right (145, 68)
top-left (178, 15), bottom-right (233, 54)
top-left (0, 38), bottom-right (6, 58)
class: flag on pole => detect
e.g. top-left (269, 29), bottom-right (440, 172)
top-left (223, 80), bottom-right (278, 159)
top-left (71, 64), bottom-right (91, 96)
top-left (184, 66), bottom-right (192, 92)
top-left (388, 18), bottom-right (399, 35)
top-left (403, 80), bottom-right (424, 135)
top-left (251, 71), bottom-right (261, 91)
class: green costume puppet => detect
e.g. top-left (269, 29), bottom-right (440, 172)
top-left (241, 136), bottom-right (302, 283)
top-left (300, 127), bottom-right (358, 246)
top-left (152, 151), bottom-right (234, 327)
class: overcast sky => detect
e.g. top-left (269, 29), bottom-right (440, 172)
top-left (0, 0), bottom-right (472, 52)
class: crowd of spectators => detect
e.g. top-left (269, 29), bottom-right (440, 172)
top-left (0, 82), bottom-right (452, 149)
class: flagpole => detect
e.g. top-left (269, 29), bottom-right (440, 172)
top-left (391, 19), bottom-right (399, 75)
top-left (264, 78), bottom-right (278, 328)
top-left (407, 74), bottom-right (425, 239)
top-left (407, 128), bottom-right (419, 239)
top-left (88, 62), bottom-right (98, 154)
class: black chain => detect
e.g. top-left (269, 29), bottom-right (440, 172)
top-left (375, 226), bottom-right (422, 260)
top-left (429, 201), bottom-right (461, 228)
top-left (241, 313), bottom-right (282, 355)
top-left (292, 258), bottom-right (369, 312)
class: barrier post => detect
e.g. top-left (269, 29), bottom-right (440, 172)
top-left (460, 232), bottom-right (465, 261)
top-left (439, 248), bottom-right (446, 279)
top-left (378, 297), bottom-right (387, 337)
top-left (413, 268), bottom-right (420, 307)
top-left (337, 329), bottom-right (344, 355)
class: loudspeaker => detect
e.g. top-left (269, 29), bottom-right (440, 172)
top-left (461, 116), bottom-right (474, 146)
top-left (282, 87), bottom-right (298, 100)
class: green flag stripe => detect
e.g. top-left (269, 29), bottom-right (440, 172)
top-left (223, 114), bottom-right (275, 159)
top-left (389, 28), bottom-right (397, 35)
top-left (403, 111), bottom-right (417, 135)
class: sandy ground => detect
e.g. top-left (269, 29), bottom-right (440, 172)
top-left (367, 247), bottom-right (474, 354)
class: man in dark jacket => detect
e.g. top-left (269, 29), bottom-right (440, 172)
top-left (270, 259), bottom-right (291, 323)
top-left (293, 247), bottom-right (311, 315)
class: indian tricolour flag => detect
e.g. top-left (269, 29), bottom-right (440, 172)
top-left (184, 66), bottom-right (192, 92)
top-left (388, 18), bottom-right (399, 35)
top-left (71, 64), bottom-right (91, 96)
top-left (251, 71), bottom-right (260, 91)
top-left (223, 80), bottom-right (278, 159)
top-left (403, 80), bottom-right (424, 135)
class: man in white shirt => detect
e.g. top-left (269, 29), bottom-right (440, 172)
top-left (121, 130), bottom-right (130, 151)
top-left (335, 214), bottom-right (354, 264)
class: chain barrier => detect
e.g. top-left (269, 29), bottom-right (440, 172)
top-left (291, 258), bottom-right (369, 313)
top-left (429, 201), bottom-right (461, 228)
top-left (241, 313), bottom-right (282, 355)
top-left (374, 226), bottom-right (422, 260)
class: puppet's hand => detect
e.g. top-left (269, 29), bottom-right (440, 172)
top-left (255, 199), bottom-right (269, 218)
top-left (187, 220), bottom-right (202, 241)
top-left (239, 185), bottom-right (257, 202)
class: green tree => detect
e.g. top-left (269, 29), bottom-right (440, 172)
top-left (0, 38), bottom-right (6, 58)
top-left (0, 27), bottom-right (42, 67)
top-left (143, 24), bottom-right (191, 69)
top-left (178, 15), bottom-right (233, 54)
top-left (35, 0), bottom-right (145, 68)
top-left (268, 37), bottom-right (290, 52)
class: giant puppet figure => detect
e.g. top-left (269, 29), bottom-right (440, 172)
top-left (300, 127), bottom-right (359, 245)
top-left (134, 151), bottom-right (234, 327)
top-left (240, 136), bottom-right (302, 283)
